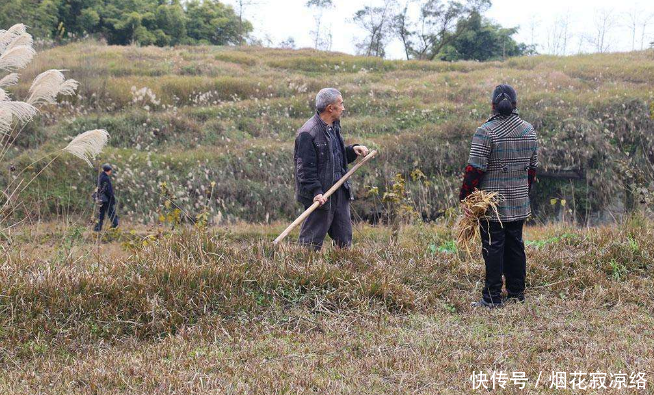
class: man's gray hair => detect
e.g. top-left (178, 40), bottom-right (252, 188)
top-left (315, 88), bottom-right (341, 113)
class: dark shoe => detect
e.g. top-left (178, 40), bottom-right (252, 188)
top-left (503, 295), bottom-right (525, 304)
top-left (471, 299), bottom-right (503, 309)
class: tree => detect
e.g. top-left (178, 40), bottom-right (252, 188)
top-left (353, 0), bottom-right (397, 58)
top-left (393, 2), bottom-right (414, 60)
top-left (526, 14), bottom-right (540, 52)
top-left (545, 12), bottom-right (572, 56)
top-left (155, 2), bottom-right (187, 46)
top-left (625, 6), bottom-right (640, 51)
top-left (0, 0), bottom-right (251, 47)
top-left (0, 0), bottom-right (62, 40)
top-left (102, 10), bottom-right (139, 45)
top-left (639, 13), bottom-right (654, 51)
top-left (184, 0), bottom-right (249, 45)
top-left (306, 0), bottom-right (333, 50)
top-left (438, 12), bottom-right (533, 61)
top-left (391, 0), bottom-right (492, 60)
top-left (33, 0), bottom-right (61, 39)
top-left (414, 0), bottom-right (463, 59)
top-left (234, 0), bottom-right (260, 45)
top-left (619, 7), bottom-right (654, 52)
top-left (278, 37), bottom-right (296, 49)
top-left (79, 8), bottom-right (101, 34)
top-left (590, 8), bottom-right (616, 53)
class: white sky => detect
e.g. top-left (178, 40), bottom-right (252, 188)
top-left (221, 0), bottom-right (654, 58)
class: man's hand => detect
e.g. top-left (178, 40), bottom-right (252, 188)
top-left (354, 145), bottom-right (369, 156)
top-left (461, 204), bottom-right (474, 218)
top-left (314, 194), bottom-right (327, 206)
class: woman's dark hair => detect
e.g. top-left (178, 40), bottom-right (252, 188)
top-left (492, 84), bottom-right (517, 116)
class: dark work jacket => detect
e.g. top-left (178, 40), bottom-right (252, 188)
top-left (294, 113), bottom-right (359, 210)
top-left (97, 172), bottom-right (115, 204)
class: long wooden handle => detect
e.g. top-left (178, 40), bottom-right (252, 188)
top-left (273, 150), bottom-right (378, 245)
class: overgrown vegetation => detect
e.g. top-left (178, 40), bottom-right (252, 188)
top-left (2, 41), bottom-right (652, 226)
top-left (0, 25), bottom-right (108, 230)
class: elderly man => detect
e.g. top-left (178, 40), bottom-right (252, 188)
top-left (294, 88), bottom-right (369, 250)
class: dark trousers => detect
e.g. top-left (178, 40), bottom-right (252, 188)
top-left (94, 201), bottom-right (118, 231)
top-left (480, 220), bottom-right (526, 304)
top-left (298, 187), bottom-right (352, 250)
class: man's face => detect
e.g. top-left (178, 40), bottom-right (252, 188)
top-left (106, 170), bottom-right (112, 176)
top-left (328, 95), bottom-right (345, 120)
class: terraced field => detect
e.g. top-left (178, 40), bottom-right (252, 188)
top-left (5, 42), bottom-right (653, 225)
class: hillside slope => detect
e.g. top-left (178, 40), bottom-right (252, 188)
top-left (4, 41), bottom-right (654, 224)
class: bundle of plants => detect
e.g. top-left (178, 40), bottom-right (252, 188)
top-left (456, 189), bottom-right (502, 255)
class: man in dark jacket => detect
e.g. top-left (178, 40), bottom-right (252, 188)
top-left (94, 163), bottom-right (118, 231)
top-left (294, 88), bottom-right (369, 250)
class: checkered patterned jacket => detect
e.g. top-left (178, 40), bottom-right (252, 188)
top-left (467, 111), bottom-right (538, 222)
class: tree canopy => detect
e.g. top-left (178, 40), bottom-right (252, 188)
top-left (0, 0), bottom-right (252, 46)
top-left (387, 0), bottom-right (533, 61)
top-left (438, 12), bottom-right (535, 61)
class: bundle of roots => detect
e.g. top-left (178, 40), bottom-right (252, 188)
top-left (456, 190), bottom-right (502, 255)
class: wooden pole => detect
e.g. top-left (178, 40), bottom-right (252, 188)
top-left (273, 150), bottom-right (378, 245)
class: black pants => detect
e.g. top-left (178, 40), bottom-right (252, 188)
top-left (298, 187), bottom-right (352, 250)
top-left (94, 201), bottom-right (118, 231)
top-left (479, 220), bottom-right (526, 304)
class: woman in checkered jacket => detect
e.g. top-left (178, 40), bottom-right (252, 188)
top-left (460, 84), bottom-right (539, 309)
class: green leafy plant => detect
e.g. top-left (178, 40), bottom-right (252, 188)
top-left (157, 181), bottom-right (182, 229)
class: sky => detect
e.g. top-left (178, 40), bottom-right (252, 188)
top-left (221, 0), bottom-right (654, 59)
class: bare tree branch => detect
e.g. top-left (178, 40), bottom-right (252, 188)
top-left (353, 0), bottom-right (397, 58)
top-left (590, 8), bottom-right (617, 53)
top-left (307, 0), bottom-right (334, 50)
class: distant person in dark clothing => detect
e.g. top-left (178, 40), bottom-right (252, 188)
top-left (294, 88), bottom-right (369, 250)
top-left (94, 163), bottom-right (118, 231)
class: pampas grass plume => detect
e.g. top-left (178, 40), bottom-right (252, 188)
top-left (0, 45), bottom-right (35, 71)
top-left (27, 69), bottom-right (79, 106)
top-left (63, 129), bottom-right (110, 167)
top-left (0, 24), bottom-right (27, 51)
top-left (0, 73), bottom-right (19, 88)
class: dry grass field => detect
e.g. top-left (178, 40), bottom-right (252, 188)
top-left (0, 218), bottom-right (652, 393)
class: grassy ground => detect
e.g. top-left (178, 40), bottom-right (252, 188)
top-left (0, 218), bottom-right (652, 393)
